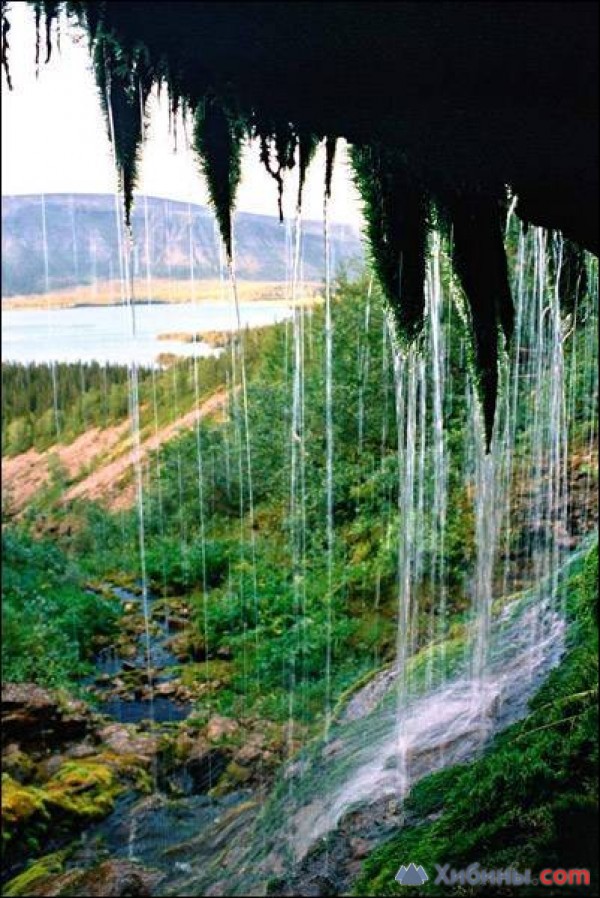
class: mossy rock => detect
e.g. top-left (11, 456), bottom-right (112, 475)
top-left (1, 774), bottom-right (49, 831)
top-left (2, 760), bottom-right (124, 845)
top-left (180, 660), bottom-right (235, 689)
top-left (209, 760), bottom-right (252, 797)
top-left (2, 850), bottom-right (69, 897)
top-left (93, 750), bottom-right (153, 793)
top-left (44, 759), bottom-right (123, 818)
top-left (2, 745), bottom-right (37, 784)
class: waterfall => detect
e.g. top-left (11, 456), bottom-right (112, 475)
top-left (162, 223), bottom-right (596, 897)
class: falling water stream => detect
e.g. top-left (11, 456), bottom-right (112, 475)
top-left (66, 214), bottom-right (598, 897)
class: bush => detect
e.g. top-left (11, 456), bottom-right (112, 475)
top-left (1, 528), bottom-right (118, 688)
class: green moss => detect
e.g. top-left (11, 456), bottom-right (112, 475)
top-left (1, 774), bottom-right (49, 831)
top-left (3, 850), bottom-right (68, 897)
top-left (2, 760), bottom-right (123, 842)
top-left (94, 750), bottom-right (154, 793)
top-left (209, 760), bottom-right (252, 797)
top-left (193, 97), bottom-right (246, 260)
top-left (349, 144), bottom-right (428, 345)
top-left (180, 660), bottom-right (236, 688)
top-left (92, 34), bottom-right (154, 227)
top-left (44, 759), bottom-right (122, 818)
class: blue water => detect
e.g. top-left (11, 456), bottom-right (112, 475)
top-left (1, 301), bottom-right (292, 365)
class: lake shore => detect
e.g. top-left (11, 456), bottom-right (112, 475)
top-left (2, 278), bottom-right (323, 311)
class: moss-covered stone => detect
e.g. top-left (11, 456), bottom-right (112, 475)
top-left (43, 759), bottom-right (122, 818)
top-left (2, 850), bottom-right (69, 897)
top-left (180, 660), bottom-right (235, 689)
top-left (1, 754), bottom-right (137, 853)
top-left (1, 774), bottom-right (49, 833)
top-left (209, 759), bottom-right (252, 797)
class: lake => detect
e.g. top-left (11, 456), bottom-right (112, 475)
top-left (1, 301), bottom-right (293, 365)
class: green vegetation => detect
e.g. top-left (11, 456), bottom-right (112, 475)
top-left (0, 261), bottom-right (596, 892)
top-left (2, 270), bottom-right (480, 725)
top-left (1, 325), bottom-right (281, 457)
top-left (1, 528), bottom-right (118, 688)
top-left (2, 262), bottom-right (596, 725)
top-left (44, 271), bottom-right (482, 726)
top-left (354, 543), bottom-right (598, 896)
top-left (2, 361), bottom-right (141, 455)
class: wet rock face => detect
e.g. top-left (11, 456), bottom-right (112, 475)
top-left (62, 860), bottom-right (163, 896)
top-left (265, 797), bottom-right (405, 896)
top-left (20, 860), bottom-right (163, 897)
top-left (1, 683), bottom-right (91, 749)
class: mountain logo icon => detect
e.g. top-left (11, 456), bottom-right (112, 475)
top-left (395, 863), bottom-right (429, 886)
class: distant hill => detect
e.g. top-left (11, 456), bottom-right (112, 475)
top-left (1, 194), bottom-right (363, 297)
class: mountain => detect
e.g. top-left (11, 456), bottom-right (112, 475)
top-left (1, 194), bottom-right (363, 297)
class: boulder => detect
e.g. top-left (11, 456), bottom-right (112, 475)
top-left (98, 724), bottom-right (159, 763)
top-left (159, 734), bottom-right (227, 795)
top-left (1, 683), bottom-right (90, 749)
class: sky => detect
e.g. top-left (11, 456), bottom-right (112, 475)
top-left (1, 3), bottom-right (363, 226)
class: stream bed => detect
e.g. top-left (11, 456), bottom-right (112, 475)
top-left (87, 585), bottom-right (193, 724)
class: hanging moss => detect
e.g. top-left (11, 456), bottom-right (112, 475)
top-left (93, 35), bottom-right (154, 227)
top-left (257, 122), bottom-right (298, 222)
top-left (32, 0), bottom-right (60, 65)
top-left (193, 96), bottom-right (246, 260)
top-left (324, 136), bottom-right (337, 200)
top-left (447, 192), bottom-right (513, 449)
top-left (72, 0), bottom-right (107, 51)
top-left (350, 144), bottom-right (428, 345)
top-left (297, 132), bottom-right (319, 212)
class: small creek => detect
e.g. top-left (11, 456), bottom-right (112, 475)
top-left (87, 585), bottom-right (192, 724)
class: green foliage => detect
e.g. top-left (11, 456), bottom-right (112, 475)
top-left (355, 543), bottom-right (599, 896)
top-left (1, 528), bottom-right (118, 687)
top-left (2, 361), bottom-right (140, 454)
top-left (66, 273), bottom-right (482, 725)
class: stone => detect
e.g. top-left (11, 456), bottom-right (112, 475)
top-left (349, 837), bottom-right (370, 859)
top-left (234, 741), bottom-right (264, 765)
top-left (1, 683), bottom-right (90, 749)
top-left (25, 860), bottom-right (163, 897)
top-left (1, 743), bottom-right (36, 783)
top-left (64, 741), bottom-right (98, 760)
top-left (153, 681), bottom-right (177, 696)
top-left (98, 724), bottom-right (158, 762)
top-left (206, 715), bottom-right (239, 742)
top-left (166, 616), bottom-right (189, 631)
